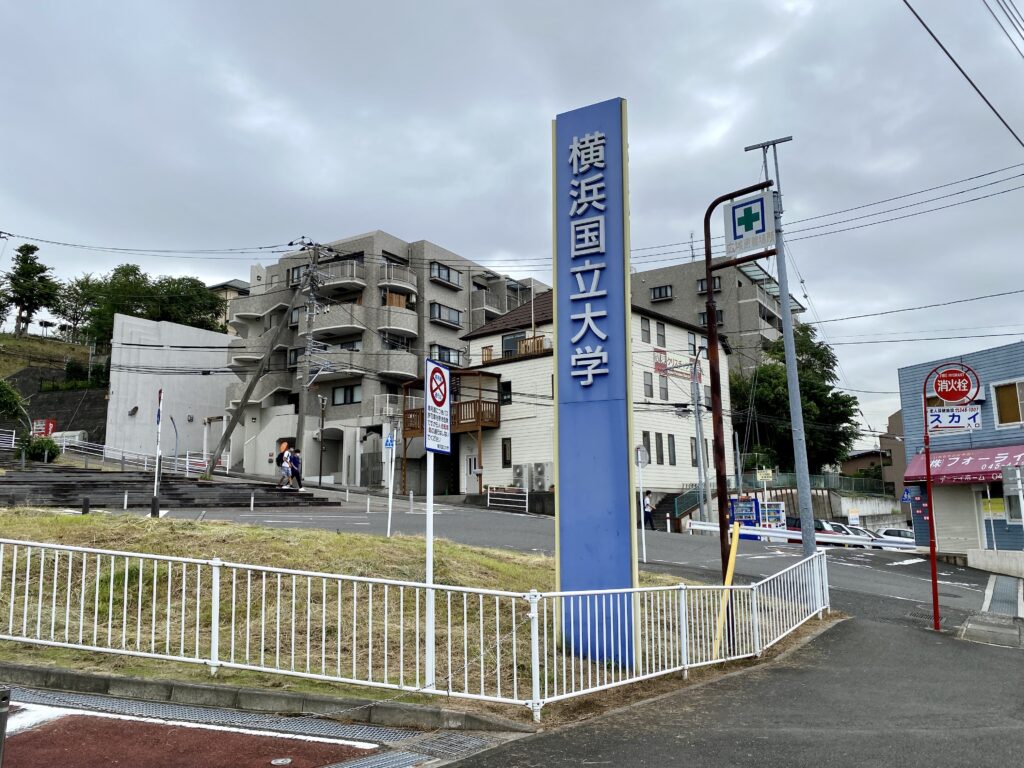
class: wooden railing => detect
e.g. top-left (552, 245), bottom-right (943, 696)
top-left (403, 399), bottom-right (500, 435)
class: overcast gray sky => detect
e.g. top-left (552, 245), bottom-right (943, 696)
top-left (2, 0), bottom-right (1023, 449)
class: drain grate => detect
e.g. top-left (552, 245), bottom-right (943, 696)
top-left (11, 687), bottom-right (414, 744)
top-left (322, 751), bottom-right (433, 768)
top-left (907, 610), bottom-right (944, 625)
top-left (408, 731), bottom-right (491, 759)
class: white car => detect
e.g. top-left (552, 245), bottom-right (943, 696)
top-left (875, 527), bottom-right (915, 542)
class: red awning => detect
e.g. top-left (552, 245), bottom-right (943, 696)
top-left (904, 444), bottom-right (1024, 485)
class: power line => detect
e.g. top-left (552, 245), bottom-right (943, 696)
top-left (981, 0), bottom-right (1024, 59)
top-left (901, 0), bottom-right (1024, 149)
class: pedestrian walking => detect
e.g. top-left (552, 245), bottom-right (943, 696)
top-left (290, 448), bottom-right (303, 491)
top-left (643, 490), bottom-right (655, 530)
top-left (276, 445), bottom-right (293, 489)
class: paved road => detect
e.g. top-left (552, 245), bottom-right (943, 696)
top-left (449, 615), bottom-right (1024, 768)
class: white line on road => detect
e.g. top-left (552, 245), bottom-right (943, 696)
top-left (982, 575), bottom-right (996, 613)
top-left (890, 558), bottom-right (926, 567)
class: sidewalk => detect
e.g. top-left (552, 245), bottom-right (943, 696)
top-left (960, 573), bottom-right (1024, 649)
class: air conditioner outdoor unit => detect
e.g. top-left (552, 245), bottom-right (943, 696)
top-left (531, 462), bottom-right (549, 492)
top-left (512, 464), bottom-right (528, 489)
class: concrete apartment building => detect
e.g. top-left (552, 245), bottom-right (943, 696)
top-left (631, 258), bottom-right (806, 375)
top-left (224, 230), bottom-right (542, 489)
top-left (419, 291), bottom-right (735, 502)
top-left (207, 279), bottom-right (250, 336)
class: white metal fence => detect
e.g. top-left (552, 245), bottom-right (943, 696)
top-left (486, 487), bottom-right (529, 513)
top-left (0, 429), bottom-right (14, 450)
top-left (0, 538), bottom-right (828, 720)
top-left (51, 437), bottom-right (228, 476)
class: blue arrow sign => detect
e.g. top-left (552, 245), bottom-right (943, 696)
top-left (384, 434), bottom-right (395, 449)
top-left (900, 488), bottom-right (911, 503)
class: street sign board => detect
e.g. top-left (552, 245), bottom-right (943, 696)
top-left (384, 433), bottom-right (395, 450)
top-left (724, 191), bottom-right (776, 257)
top-left (927, 405), bottom-right (981, 434)
top-left (933, 368), bottom-right (975, 403)
top-left (755, 468), bottom-right (773, 482)
top-left (31, 418), bottom-right (56, 437)
top-left (900, 488), bottom-right (912, 503)
top-left (635, 445), bottom-right (650, 468)
top-left (423, 359), bottom-right (451, 454)
top-left (1003, 465), bottom-right (1022, 494)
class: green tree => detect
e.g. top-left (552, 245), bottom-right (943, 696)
top-left (0, 274), bottom-right (12, 329)
top-left (4, 244), bottom-right (60, 336)
top-left (52, 273), bottom-right (98, 344)
top-left (730, 324), bottom-right (860, 473)
top-left (0, 379), bottom-right (30, 432)
top-left (84, 264), bottom-right (154, 342)
top-left (150, 275), bottom-right (226, 332)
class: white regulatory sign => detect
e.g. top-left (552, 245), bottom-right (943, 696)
top-left (424, 359), bottom-right (451, 454)
top-left (724, 192), bottom-right (776, 257)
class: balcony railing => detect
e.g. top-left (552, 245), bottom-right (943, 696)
top-left (317, 260), bottom-right (366, 289)
top-left (404, 399), bottom-right (500, 436)
top-left (378, 264), bottom-right (418, 292)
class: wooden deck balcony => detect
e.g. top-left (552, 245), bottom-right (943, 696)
top-left (402, 370), bottom-right (501, 438)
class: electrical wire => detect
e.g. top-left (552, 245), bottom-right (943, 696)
top-left (981, 0), bottom-right (1024, 59)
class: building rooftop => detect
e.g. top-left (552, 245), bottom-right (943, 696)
top-left (208, 279), bottom-right (251, 293)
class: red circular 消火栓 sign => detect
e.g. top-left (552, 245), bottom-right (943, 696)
top-left (933, 368), bottom-right (973, 403)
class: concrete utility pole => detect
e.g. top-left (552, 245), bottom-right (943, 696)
top-left (295, 244), bottom-right (322, 456)
top-left (691, 352), bottom-right (713, 522)
top-left (203, 239), bottom-right (316, 479)
top-left (745, 136), bottom-right (816, 558)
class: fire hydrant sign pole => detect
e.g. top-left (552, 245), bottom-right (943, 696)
top-left (921, 363), bottom-right (980, 632)
top-left (423, 358), bottom-right (451, 689)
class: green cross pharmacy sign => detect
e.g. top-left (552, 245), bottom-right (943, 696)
top-left (724, 191), bottom-right (776, 257)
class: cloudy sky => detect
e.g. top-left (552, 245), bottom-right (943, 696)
top-left (2, 0), bottom-right (1023, 449)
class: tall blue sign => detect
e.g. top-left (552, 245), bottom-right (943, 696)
top-left (553, 98), bottom-right (637, 665)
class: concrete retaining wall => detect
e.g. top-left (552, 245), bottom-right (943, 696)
top-left (967, 548), bottom-right (1024, 578)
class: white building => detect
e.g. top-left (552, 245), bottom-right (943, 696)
top-left (452, 291), bottom-right (735, 498)
top-left (106, 314), bottom-right (240, 462)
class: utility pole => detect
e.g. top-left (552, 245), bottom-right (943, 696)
top-left (691, 352), bottom-right (713, 522)
top-left (745, 136), bottom-right (815, 558)
top-left (295, 244), bottom-right (322, 456)
top-left (203, 239), bottom-right (315, 479)
top-left (318, 394), bottom-right (327, 488)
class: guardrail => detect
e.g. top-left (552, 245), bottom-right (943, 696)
top-left (487, 487), bottom-right (529, 513)
top-left (54, 438), bottom-right (228, 476)
top-left (0, 537), bottom-right (829, 720)
top-left (687, 520), bottom-right (916, 550)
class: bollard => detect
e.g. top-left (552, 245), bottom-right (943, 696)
top-left (123, 491), bottom-right (128, 510)
top-left (44, 449), bottom-right (49, 464)
top-left (150, 496), bottom-right (160, 518)
top-left (0, 685), bottom-right (9, 766)
top-left (20, 448), bottom-right (25, 469)
top-left (666, 515), bottom-right (671, 533)
top-left (409, 490), bottom-right (414, 514)
top-left (345, 488), bottom-right (350, 503)
top-left (366, 495), bottom-right (370, 514)
top-left (85, 453), bottom-right (90, 469)
top-left (121, 452), bottom-right (126, 472)
top-left (82, 497), bottom-right (90, 515)
top-left (250, 492), bottom-right (254, 512)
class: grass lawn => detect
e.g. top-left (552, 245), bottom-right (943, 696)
top-left (0, 333), bottom-right (89, 380)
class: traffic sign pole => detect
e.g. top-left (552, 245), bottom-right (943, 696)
top-left (385, 430), bottom-right (396, 538)
top-left (422, 359), bottom-right (450, 691)
top-left (638, 456), bottom-right (647, 564)
top-left (425, 449), bottom-right (435, 688)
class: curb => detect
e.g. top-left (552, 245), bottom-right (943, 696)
top-left (0, 661), bottom-right (536, 734)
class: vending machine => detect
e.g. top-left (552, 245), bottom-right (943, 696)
top-left (729, 497), bottom-right (761, 540)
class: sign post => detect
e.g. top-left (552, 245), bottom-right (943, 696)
top-left (422, 359), bottom-right (451, 689)
top-left (635, 445), bottom-right (650, 564)
top-left (385, 431), bottom-right (396, 538)
top-left (152, 389), bottom-right (163, 518)
top-left (922, 363), bottom-right (980, 632)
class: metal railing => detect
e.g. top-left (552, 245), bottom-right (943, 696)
top-left (487, 487), bottom-right (529, 513)
top-left (0, 538), bottom-right (828, 721)
top-left (53, 437), bottom-right (228, 476)
top-left (0, 429), bottom-right (14, 450)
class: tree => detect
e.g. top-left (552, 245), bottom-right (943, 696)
top-left (0, 379), bottom-right (30, 432)
top-left (84, 264), bottom-right (153, 342)
top-left (0, 275), bottom-right (12, 330)
top-left (51, 274), bottom-right (98, 344)
top-left (730, 323), bottom-right (860, 473)
top-left (150, 275), bottom-right (226, 332)
top-left (4, 244), bottom-right (60, 336)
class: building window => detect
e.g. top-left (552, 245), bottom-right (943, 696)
top-left (993, 380), bottom-right (1024, 427)
top-left (382, 333), bottom-right (409, 351)
top-left (697, 276), bottom-right (721, 293)
top-left (704, 385), bottom-right (712, 406)
top-left (332, 383), bottom-right (361, 405)
top-left (643, 371), bottom-right (653, 398)
top-left (656, 322), bottom-right (666, 347)
top-left (502, 438), bottom-right (513, 468)
top-left (481, 345), bottom-right (495, 362)
top-left (1007, 490), bottom-right (1022, 525)
top-left (642, 431), bottom-right (651, 459)
top-left (698, 310), bottom-right (724, 327)
top-left (430, 261), bottom-right (463, 288)
top-left (651, 285), bottom-right (673, 302)
top-left (289, 307), bottom-right (302, 326)
top-left (640, 317), bottom-right (650, 343)
top-left (499, 380), bottom-right (512, 405)
top-left (659, 375), bottom-right (669, 401)
top-left (287, 264), bottom-right (308, 286)
top-left (430, 344), bottom-right (462, 366)
top-left (655, 433), bottom-right (664, 465)
top-left (668, 434), bottom-right (676, 466)
top-left (335, 336), bottom-right (362, 352)
top-left (287, 348), bottom-right (302, 369)
top-left (688, 332), bottom-right (697, 355)
top-left (429, 302), bottom-right (463, 328)
top-left (502, 331), bottom-right (525, 357)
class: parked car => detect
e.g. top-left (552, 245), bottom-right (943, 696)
top-left (846, 525), bottom-right (885, 548)
top-left (875, 527), bottom-right (915, 542)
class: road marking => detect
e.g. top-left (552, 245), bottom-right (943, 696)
top-left (890, 558), bottom-right (926, 567)
top-left (650, 558), bottom-right (689, 566)
top-left (982, 575), bottom-right (996, 613)
top-left (880, 593), bottom-right (919, 602)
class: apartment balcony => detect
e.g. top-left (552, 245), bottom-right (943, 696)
top-left (480, 335), bottom-right (547, 363)
top-left (470, 289), bottom-right (504, 318)
top-left (378, 263), bottom-right (418, 294)
top-left (378, 306), bottom-right (419, 337)
top-left (227, 292), bottom-right (292, 329)
top-left (311, 348), bottom-right (418, 383)
top-left (227, 371), bottom-right (296, 409)
top-left (402, 371), bottom-right (501, 437)
top-left (318, 260), bottom-right (366, 293)
top-left (301, 304), bottom-right (368, 338)
top-left (374, 393), bottom-right (424, 420)
top-left (226, 327), bottom-right (290, 368)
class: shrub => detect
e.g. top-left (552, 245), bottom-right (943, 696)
top-left (18, 435), bottom-right (62, 462)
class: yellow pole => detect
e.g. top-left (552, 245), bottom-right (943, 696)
top-left (713, 522), bottom-right (742, 657)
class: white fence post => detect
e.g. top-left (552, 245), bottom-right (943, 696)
top-left (679, 584), bottom-right (689, 679)
top-left (527, 590), bottom-right (542, 722)
top-left (210, 558), bottom-right (221, 675)
top-left (751, 583), bottom-right (762, 657)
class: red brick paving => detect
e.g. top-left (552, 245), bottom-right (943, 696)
top-left (5, 714), bottom-right (375, 768)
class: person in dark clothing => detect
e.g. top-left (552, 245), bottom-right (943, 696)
top-left (643, 490), bottom-right (655, 530)
top-left (289, 448), bottom-right (303, 491)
